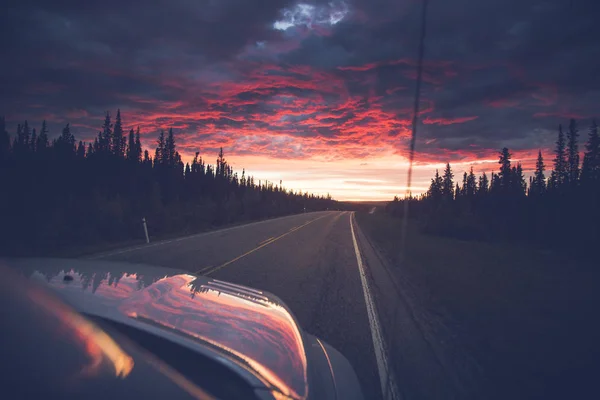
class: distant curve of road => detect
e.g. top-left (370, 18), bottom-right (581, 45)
top-left (88, 211), bottom-right (395, 399)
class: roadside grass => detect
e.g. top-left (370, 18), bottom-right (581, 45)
top-left (356, 210), bottom-right (600, 399)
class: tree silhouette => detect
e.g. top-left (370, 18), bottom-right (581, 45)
top-left (461, 172), bottom-right (468, 196)
top-left (165, 128), bottom-right (177, 166)
top-left (466, 167), bottom-right (477, 198)
top-left (55, 123), bottom-right (75, 157)
top-left (0, 109), bottom-right (340, 256)
top-left (497, 147), bottom-right (512, 193)
top-left (112, 109), bottom-right (125, 157)
top-left (37, 120), bottom-right (49, 152)
top-left (530, 151), bottom-right (546, 196)
top-left (77, 141), bottom-right (86, 158)
top-left (386, 122), bottom-right (600, 255)
top-left (566, 118), bottom-right (580, 185)
top-left (581, 120), bottom-right (600, 184)
top-left (126, 128), bottom-right (136, 161)
top-left (512, 163), bottom-right (526, 196)
top-left (478, 172), bottom-right (489, 195)
top-left (442, 163), bottom-right (454, 200)
top-left (155, 129), bottom-right (165, 166)
top-left (30, 128), bottom-right (37, 153)
top-left (427, 169), bottom-right (443, 202)
top-left (134, 127), bottom-right (142, 163)
top-left (550, 124), bottom-right (568, 190)
top-left (13, 122), bottom-right (30, 156)
top-left (20, 121), bottom-right (30, 154)
top-left (0, 117), bottom-right (9, 162)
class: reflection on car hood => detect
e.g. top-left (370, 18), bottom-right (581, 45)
top-left (11, 259), bottom-right (308, 400)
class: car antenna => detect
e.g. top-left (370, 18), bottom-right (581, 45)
top-left (400, 0), bottom-right (429, 262)
top-left (384, 0), bottom-right (430, 398)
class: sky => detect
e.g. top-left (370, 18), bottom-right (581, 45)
top-left (2, 0), bottom-right (599, 200)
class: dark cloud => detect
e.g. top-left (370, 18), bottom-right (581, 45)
top-left (1, 0), bottom-right (296, 113)
top-left (280, 0), bottom-right (600, 156)
top-left (3, 0), bottom-right (295, 58)
top-left (1, 0), bottom-right (599, 168)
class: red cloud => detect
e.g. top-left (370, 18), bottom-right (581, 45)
top-left (14, 56), bottom-right (570, 201)
top-left (17, 57), bottom-right (458, 167)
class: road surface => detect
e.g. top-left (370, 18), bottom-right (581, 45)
top-left (88, 211), bottom-right (394, 399)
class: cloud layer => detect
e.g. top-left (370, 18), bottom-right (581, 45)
top-left (2, 0), bottom-right (599, 199)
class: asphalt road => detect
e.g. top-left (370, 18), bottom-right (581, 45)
top-left (89, 211), bottom-right (388, 399)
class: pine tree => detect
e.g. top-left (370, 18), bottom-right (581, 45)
top-left (13, 124), bottom-right (20, 151)
top-left (478, 172), bottom-right (489, 194)
top-left (441, 163), bottom-right (454, 200)
top-left (427, 169), bottom-right (443, 201)
top-left (155, 130), bottom-right (165, 166)
top-left (77, 141), bottom-right (86, 158)
top-left (100, 112), bottom-right (112, 153)
top-left (14, 121), bottom-right (30, 155)
top-left (466, 167), bottom-right (477, 197)
top-left (241, 168), bottom-right (246, 186)
top-left (62, 123), bottom-right (75, 148)
top-left (21, 121), bottom-right (30, 149)
top-left (56, 123), bottom-right (75, 157)
top-left (143, 150), bottom-right (151, 166)
top-left (191, 152), bottom-right (199, 173)
top-left (216, 147), bottom-right (226, 179)
top-left (490, 171), bottom-right (500, 192)
top-left (0, 117), bottom-right (8, 161)
top-left (175, 151), bottom-right (183, 170)
top-left (112, 109), bottom-right (125, 157)
top-left (581, 120), bottom-right (600, 184)
top-left (134, 127), bottom-right (142, 163)
top-left (30, 128), bottom-right (37, 153)
top-left (461, 172), bottom-right (468, 196)
top-left (513, 163), bottom-right (526, 195)
top-left (498, 147), bottom-right (512, 191)
top-left (530, 150), bottom-right (546, 196)
top-left (455, 183), bottom-right (461, 200)
top-left (165, 128), bottom-right (176, 166)
top-left (37, 120), bottom-right (49, 152)
top-left (550, 124), bottom-right (567, 189)
top-left (126, 128), bottom-right (135, 161)
top-left (566, 118), bottom-right (580, 185)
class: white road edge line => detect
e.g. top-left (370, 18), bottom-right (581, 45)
top-left (350, 212), bottom-right (400, 400)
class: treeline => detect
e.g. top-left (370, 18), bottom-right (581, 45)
top-left (0, 110), bottom-right (340, 256)
top-left (388, 119), bottom-right (600, 254)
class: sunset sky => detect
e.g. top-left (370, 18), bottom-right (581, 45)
top-left (2, 0), bottom-right (599, 200)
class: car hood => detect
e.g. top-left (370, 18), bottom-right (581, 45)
top-left (4, 258), bottom-right (308, 400)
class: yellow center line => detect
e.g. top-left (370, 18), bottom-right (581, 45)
top-left (196, 213), bottom-right (332, 276)
top-left (258, 236), bottom-right (275, 246)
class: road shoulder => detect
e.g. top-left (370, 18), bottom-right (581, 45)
top-left (352, 213), bottom-right (489, 400)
